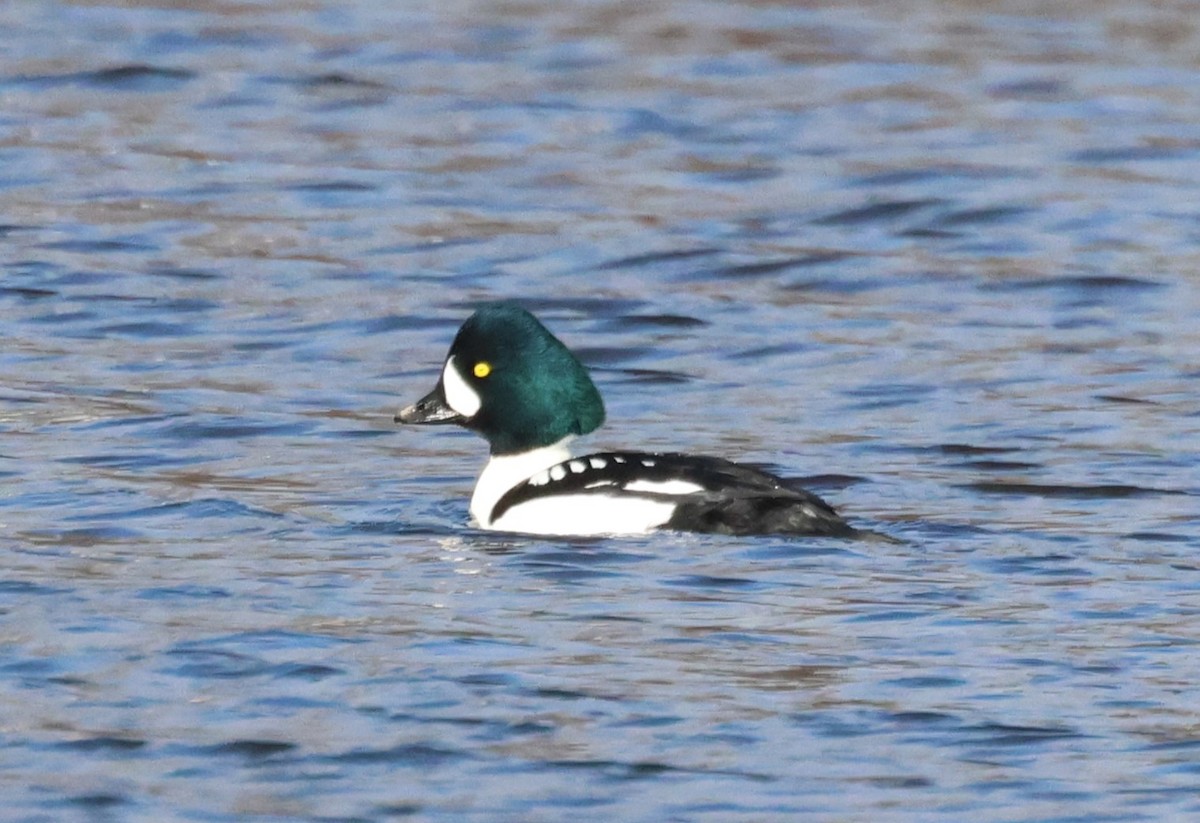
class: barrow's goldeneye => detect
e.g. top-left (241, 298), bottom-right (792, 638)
top-left (396, 302), bottom-right (874, 538)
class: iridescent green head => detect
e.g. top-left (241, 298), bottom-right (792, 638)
top-left (396, 302), bottom-right (605, 455)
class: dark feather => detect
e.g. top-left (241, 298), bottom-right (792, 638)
top-left (490, 451), bottom-right (859, 537)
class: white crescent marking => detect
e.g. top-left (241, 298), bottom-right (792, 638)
top-left (441, 356), bottom-right (481, 418)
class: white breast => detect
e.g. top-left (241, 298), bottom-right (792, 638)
top-left (470, 439), bottom-right (574, 527)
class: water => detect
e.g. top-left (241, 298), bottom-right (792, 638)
top-left (2, 1), bottom-right (1199, 820)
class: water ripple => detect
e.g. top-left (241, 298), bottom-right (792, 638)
top-left (3, 1), bottom-right (1199, 820)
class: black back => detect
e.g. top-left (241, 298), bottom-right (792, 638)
top-left (490, 451), bottom-right (858, 537)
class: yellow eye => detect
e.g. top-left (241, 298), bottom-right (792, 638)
top-left (473, 361), bottom-right (492, 379)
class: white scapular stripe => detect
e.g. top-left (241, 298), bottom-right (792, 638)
top-left (442, 356), bottom-right (481, 418)
top-left (624, 479), bottom-right (705, 495)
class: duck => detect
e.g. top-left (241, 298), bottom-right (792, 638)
top-left (395, 301), bottom-right (871, 538)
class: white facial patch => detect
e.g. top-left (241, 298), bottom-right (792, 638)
top-left (441, 356), bottom-right (481, 418)
top-left (625, 479), bottom-right (705, 496)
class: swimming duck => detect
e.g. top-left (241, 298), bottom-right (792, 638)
top-left (396, 302), bottom-right (867, 538)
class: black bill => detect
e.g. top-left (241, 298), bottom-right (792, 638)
top-left (394, 383), bottom-right (464, 425)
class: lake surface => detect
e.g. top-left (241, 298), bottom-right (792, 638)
top-left (2, 1), bottom-right (1199, 820)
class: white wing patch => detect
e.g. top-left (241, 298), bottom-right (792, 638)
top-left (624, 478), bottom-right (705, 495)
top-left (441, 356), bottom-right (481, 418)
top-left (489, 494), bottom-right (676, 536)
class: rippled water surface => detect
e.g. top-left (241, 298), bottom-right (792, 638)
top-left (3, 1), bottom-right (1200, 820)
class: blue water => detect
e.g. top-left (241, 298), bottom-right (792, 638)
top-left (2, 1), bottom-right (1199, 820)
